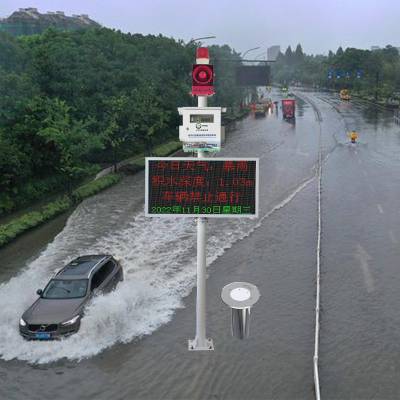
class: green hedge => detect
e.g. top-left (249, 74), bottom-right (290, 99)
top-left (0, 175), bottom-right (66, 216)
top-left (0, 197), bottom-right (71, 246)
top-left (0, 173), bottom-right (121, 247)
top-left (72, 173), bottom-right (122, 202)
top-left (124, 140), bottom-right (181, 172)
top-left (0, 165), bottom-right (101, 216)
top-left (152, 141), bottom-right (181, 157)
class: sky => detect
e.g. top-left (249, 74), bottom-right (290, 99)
top-left (1, 0), bottom-right (399, 55)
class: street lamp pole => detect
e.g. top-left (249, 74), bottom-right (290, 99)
top-left (241, 46), bottom-right (261, 60)
top-left (254, 52), bottom-right (266, 61)
top-left (240, 47), bottom-right (261, 105)
top-left (187, 36), bottom-right (216, 47)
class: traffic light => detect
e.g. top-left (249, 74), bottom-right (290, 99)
top-left (192, 64), bottom-right (214, 96)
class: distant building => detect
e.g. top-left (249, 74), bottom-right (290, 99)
top-left (19, 7), bottom-right (37, 12)
top-left (371, 46), bottom-right (381, 51)
top-left (267, 45), bottom-right (281, 61)
top-left (0, 8), bottom-right (100, 36)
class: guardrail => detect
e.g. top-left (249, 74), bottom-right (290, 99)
top-left (295, 91), bottom-right (322, 400)
top-left (314, 133), bottom-right (322, 400)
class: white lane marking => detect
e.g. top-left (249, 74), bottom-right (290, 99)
top-left (377, 204), bottom-right (384, 214)
top-left (389, 230), bottom-right (398, 244)
top-left (296, 150), bottom-right (310, 157)
top-left (355, 244), bottom-right (374, 293)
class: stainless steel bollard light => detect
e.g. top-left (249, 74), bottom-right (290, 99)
top-left (221, 282), bottom-right (260, 339)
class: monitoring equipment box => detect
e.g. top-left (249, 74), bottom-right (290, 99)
top-left (178, 107), bottom-right (226, 151)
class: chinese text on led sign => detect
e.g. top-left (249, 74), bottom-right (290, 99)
top-left (145, 158), bottom-right (258, 217)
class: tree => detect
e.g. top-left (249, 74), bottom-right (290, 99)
top-left (102, 95), bottom-right (134, 171)
top-left (294, 44), bottom-right (304, 64)
top-left (129, 85), bottom-right (170, 156)
top-left (285, 46), bottom-right (293, 64)
top-left (0, 130), bottom-right (30, 212)
top-left (36, 97), bottom-right (103, 193)
top-left (336, 46), bottom-right (344, 57)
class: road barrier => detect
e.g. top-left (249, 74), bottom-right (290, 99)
top-left (295, 92), bottom-right (322, 400)
top-left (314, 122), bottom-right (322, 400)
top-left (310, 94), bottom-right (323, 400)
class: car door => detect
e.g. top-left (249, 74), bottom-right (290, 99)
top-left (101, 260), bottom-right (118, 291)
top-left (90, 261), bottom-right (116, 294)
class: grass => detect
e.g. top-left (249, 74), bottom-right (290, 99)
top-left (125, 139), bottom-right (181, 170)
top-left (72, 173), bottom-right (121, 202)
top-left (0, 197), bottom-right (72, 247)
top-left (0, 173), bottom-right (122, 248)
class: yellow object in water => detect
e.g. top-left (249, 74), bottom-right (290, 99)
top-left (340, 89), bottom-right (351, 100)
top-left (348, 130), bottom-right (358, 142)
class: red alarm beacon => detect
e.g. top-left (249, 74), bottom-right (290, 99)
top-left (196, 47), bottom-right (210, 63)
top-left (192, 64), bottom-right (214, 96)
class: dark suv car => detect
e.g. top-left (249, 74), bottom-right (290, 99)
top-left (19, 255), bottom-right (123, 340)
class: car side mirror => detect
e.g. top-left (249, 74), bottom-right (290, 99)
top-left (36, 289), bottom-right (43, 296)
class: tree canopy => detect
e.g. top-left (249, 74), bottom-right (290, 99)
top-left (272, 43), bottom-right (400, 97)
top-left (0, 28), bottom-right (244, 214)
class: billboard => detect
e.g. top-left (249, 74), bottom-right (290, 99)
top-left (236, 66), bottom-right (271, 86)
top-left (145, 158), bottom-right (259, 218)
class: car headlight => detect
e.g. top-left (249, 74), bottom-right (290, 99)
top-left (61, 315), bottom-right (80, 326)
top-left (19, 318), bottom-right (27, 327)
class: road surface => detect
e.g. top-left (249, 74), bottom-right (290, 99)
top-left (0, 91), bottom-right (399, 399)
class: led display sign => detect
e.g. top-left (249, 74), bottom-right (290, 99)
top-left (235, 65), bottom-right (271, 86)
top-left (145, 158), bottom-right (259, 218)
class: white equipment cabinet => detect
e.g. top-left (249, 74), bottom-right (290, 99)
top-left (178, 106), bottom-right (226, 152)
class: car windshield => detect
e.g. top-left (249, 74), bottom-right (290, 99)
top-left (42, 279), bottom-right (88, 299)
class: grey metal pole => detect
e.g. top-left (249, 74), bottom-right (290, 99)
top-left (187, 46), bottom-right (214, 351)
top-left (197, 94), bottom-right (207, 348)
top-left (188, 92), bottom-right (214, 351)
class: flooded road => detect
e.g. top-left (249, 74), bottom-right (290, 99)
top-left (314, 94), bottom-right (400, 400)
top-left (0, 91), bottom-right (399, 399)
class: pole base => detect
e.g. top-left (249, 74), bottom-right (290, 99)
top-left (188, 338), bottom-right (214, 351)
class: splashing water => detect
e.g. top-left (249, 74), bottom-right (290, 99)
top-left (0, 176), bottom-right (313, 364)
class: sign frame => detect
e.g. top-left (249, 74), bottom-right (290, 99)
top-left (145, 157), bottom-right (259, 218)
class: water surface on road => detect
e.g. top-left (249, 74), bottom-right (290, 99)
top-left (2, 92), bottom-right (398, 399)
